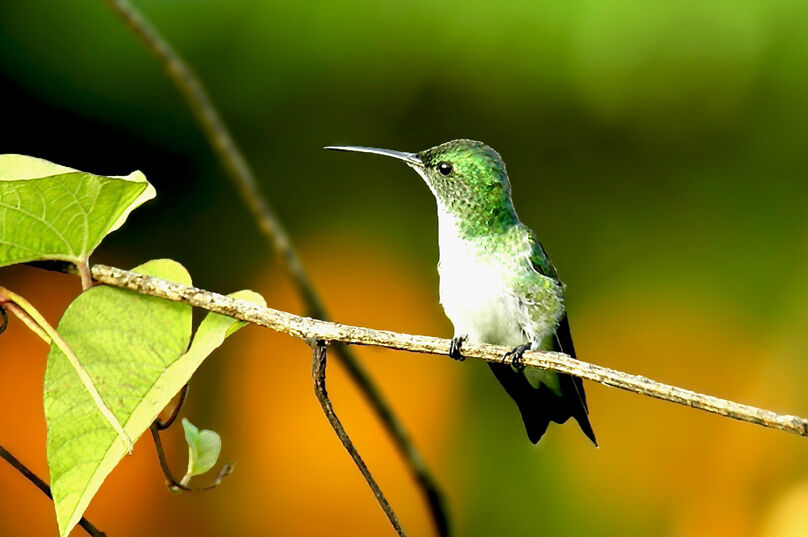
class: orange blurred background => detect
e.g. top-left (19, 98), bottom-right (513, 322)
top-left (3, 1), bottom-right (808, 536)
top-left (3, 234), bottom-right (808, 537)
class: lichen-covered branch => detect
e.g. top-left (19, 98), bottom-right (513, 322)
top-left (90, 263), bottom-right (808, 437)
top-left (100, 3), bottom-right (447, 533)
top-left (311, 341), bottom-right (407, 536)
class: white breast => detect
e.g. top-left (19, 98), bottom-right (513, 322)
top-left (436, 210), bottom-right (527, 346)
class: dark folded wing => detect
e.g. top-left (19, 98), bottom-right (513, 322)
top-left (487, 227), bottom-right (597, 445)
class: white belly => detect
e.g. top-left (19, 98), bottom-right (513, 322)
top-left (435, 209), bottom-right (564, 348)
top-left (438, 238), bottom-right (527, 346)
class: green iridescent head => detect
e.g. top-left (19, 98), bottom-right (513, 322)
top-left (326, 139), bottom-right (518, 236)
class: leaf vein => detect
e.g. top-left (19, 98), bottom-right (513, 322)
top-left (0, 200), bottom-right (76, 256)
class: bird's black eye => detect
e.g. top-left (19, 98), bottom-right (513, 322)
top-left (437, 161), bottom-right (453, 176)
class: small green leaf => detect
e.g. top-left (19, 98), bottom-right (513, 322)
top-left (44, 259), bottom-right (265, 537)
top-left (180, 418), bottom-right (222, 486)
top-left (0, 154), bottom-right (155, 268)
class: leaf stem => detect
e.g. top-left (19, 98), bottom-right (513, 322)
top-left (0, 301), bottom-right (50, 342)
top-left (77, 258), bottom-right (93, 291)
top-left (0, 442), bottom-right (107, 537)
top-left (0, 286), bottom-right (133, 452)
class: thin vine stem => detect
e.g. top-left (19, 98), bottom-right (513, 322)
top-left (311, 341), bottom-right (407, 537)
top-left (149, 385), bottom-right (233, 493)
top-left (0, 443), bottom-right (107, 537)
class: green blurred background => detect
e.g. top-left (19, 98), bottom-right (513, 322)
top-left (2, 1), bottom-right (808, 536)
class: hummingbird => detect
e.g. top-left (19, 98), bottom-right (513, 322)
top-left (325, 139), bottom-right (596, 445)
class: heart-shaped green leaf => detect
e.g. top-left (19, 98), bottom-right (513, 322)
top-left (44, 258), bottom-right (265, 536)
top-left (0, 154), bottom-right (155, 268)
top-left (181, 418), bottom-right (222, 485)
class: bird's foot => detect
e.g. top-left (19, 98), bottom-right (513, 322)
top-left (504, 343), bottom-right (532, 372)
top-left (449, 335), bottom-right (467, 361)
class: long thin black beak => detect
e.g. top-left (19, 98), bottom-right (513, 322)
top-left (324, 145), bottom-right (423, 167)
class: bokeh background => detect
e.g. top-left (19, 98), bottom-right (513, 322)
top-left (2, 1), bottom-right (808, 536)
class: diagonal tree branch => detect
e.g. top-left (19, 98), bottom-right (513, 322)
top-left (0, 443), bottom-right (107, 537)
top-left (311, 340), bottom-right (407, 536)
top-left (99, 2), bottom-right (448, 534)
top-left (90, 263), bottom-right (808, 438)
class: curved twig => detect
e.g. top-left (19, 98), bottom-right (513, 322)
top-left (154, 384), bottom-right (189, 431)
top-left (149, 419), bottom-right (234, 493)
top-left (90, 263), bottom-right (808, 438)
top-left (0, 443), bottom-right (107, 537)
top-left (199, 463), bottom-right (235, 491)
top-left (99, 2), bottom-right (447, 533)
top-left (311, 341), bottom-right (407, 536)
top-left (150, 423), bottom-right (192, 492)
top-left (150, 384), bottom-right (231, 492)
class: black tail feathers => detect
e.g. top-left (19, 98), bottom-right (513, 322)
top-left (488, 362), bottom-right (597, 446)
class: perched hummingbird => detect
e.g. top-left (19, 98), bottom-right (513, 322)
top-left (326, 140), bottom-right (596, 445)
